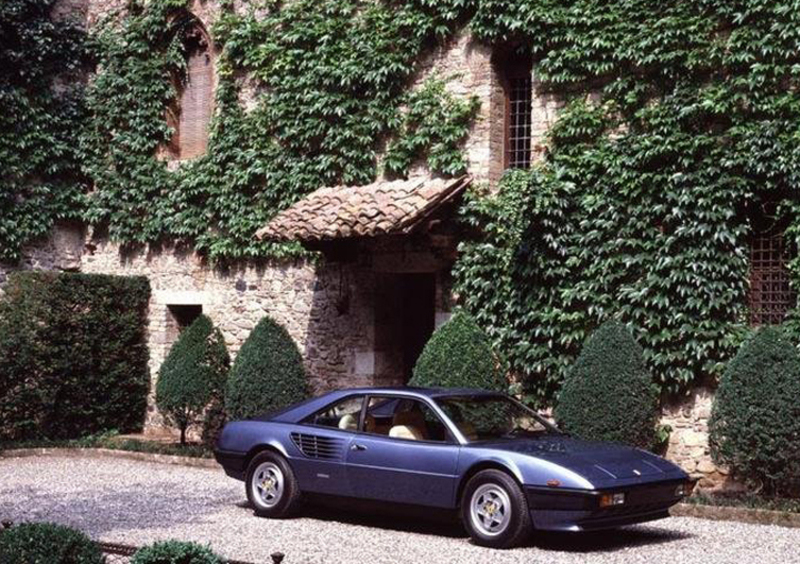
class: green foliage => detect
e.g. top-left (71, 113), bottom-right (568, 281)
top-left (225, 316), bottom-right (307, 420)
top-left (0, 522), bottom-right (104, 564)
top-left (0, 0), bottom-right (88, 262)
top-left (156, 315), bottom-right (229, 444)
top-left (409, 310), bottom-right (506, 391)
top-left (0, 272), bottom-right (150, 440)
top-left (554, 321), bottom-right (658, 448)
top-left (11, 0), bottom-right (800, 404)
top-left (385, 78), bottom-right (480, 177)
top-left (709, 327), bottom-right (800, 495)
top-left (79, 0), bottom-right (478, 261)
top-left (455, 0), bottom-right (800, 399)
top-left (131, 540), bottom-right (223, 564)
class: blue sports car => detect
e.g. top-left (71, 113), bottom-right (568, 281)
top-left (215, 387), bottom-right (694, 548)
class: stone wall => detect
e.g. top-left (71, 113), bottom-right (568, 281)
top-left (661, 388), bottom-right (735, 491)
top-left (80, 235), bottom-right (385, 428)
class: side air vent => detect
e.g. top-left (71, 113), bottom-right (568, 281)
top-left (290, 433), bottom-right (344, 460)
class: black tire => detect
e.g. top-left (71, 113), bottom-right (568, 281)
top-left (460, 469), bottom-right (532, 548)
top-left (245, 451), bottom-right (302, 518)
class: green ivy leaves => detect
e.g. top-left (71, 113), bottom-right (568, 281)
top-left (457, 0), bottom-right (800, 402)
top-left (78, 0), bottom-right (478, 261)
top-left (0, 0), bottom-right (89, 262)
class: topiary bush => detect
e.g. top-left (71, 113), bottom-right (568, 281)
top-left (0, 271), bottom-right (150, 441)
top-left (709, 326), bottom-right (800, 496)
top-left (554, 320), bottom-right (658, 449)
top-left (225, 316), bottom-right (307, 421)
top-left (131, 540), bottom-right (224, 564)
top-left (408, 310), bottom-right (506, 391)
top-left (156, 315), bottom-right (230, 444)
top-left (0, 522), bottom-right (104, 564)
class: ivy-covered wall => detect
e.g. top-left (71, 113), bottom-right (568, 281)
top-left (6, 0), bottom-right (800, 415)
top-left (2, 0), bottom-right (481, 264)
top-left (456, 0), bottom-right (800, 405)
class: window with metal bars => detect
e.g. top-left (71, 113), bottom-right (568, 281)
top-left (167, 20), bottom-right (213, 160)
top-left (503, 56), bottom-right (533, 170)
top-left (749, 229), bottom-right (795, 325)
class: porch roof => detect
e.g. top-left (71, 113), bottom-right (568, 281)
top-left (255, 175), bottom-right (471, 242)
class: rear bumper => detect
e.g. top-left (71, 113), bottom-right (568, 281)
top-left (525, 479), bottom-right (685, 531)
top-left (214, 448), bottom-right (246, 480)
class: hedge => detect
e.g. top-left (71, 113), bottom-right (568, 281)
top-left (226, 316), bottom-right (307, 420)
top-left (131, 540), bottom-right (224, 564)
top-left (0, 522), bottom-right (104, 564)
top-left (709, 326), bottom-right (800, 496)
top-left (156, 315), bottom-right (229, 445)
top-left (554, 320), bottom-right (658, 449)
top-left (408, 310), bottom-right (506, 391)
top-left (0, 272), bottom-right (150, 440)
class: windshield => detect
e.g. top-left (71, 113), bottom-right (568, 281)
top-left (435, 395), bottom-right (560, 442)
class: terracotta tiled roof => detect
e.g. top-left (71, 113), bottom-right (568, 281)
top-left (256, 175), bottom-right (471, 242)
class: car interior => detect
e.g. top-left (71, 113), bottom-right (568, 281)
top-left (306, 396), bottom-right (450, 442)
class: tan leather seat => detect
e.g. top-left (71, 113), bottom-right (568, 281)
top-left (389, 424), bottom-right (425, 441)
top-left (389, 408), bottom-right (427, 440)
top-left (338, 413), bottom-right (358, 430)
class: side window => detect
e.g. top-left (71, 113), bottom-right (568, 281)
top-left (365, 397), bottom-right (450, 442)
top-left (304, 396), bottom-right (364, 431)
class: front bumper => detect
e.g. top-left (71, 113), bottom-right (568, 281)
top-left (525, 479), bottom-right (687, 531)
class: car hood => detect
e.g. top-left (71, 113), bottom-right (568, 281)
top-left (474, 435), bottom-right (683, 486)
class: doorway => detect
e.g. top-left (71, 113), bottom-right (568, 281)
top-left (399, 274), bottom-right (436, 383)
top-left (373, 272), bottom-right (437, 385)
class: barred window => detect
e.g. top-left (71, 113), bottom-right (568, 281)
top-left (749, 229), bottom-right (795, 325)
top-left (504, 56), bottom-right (533, 170)
top-left (167, 20), bottom-right (213, 160)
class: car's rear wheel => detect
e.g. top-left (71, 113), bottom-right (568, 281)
top-left (461, 469), bottom-right (531, 548)
top-left (245, 451), bottom-right (301, 518)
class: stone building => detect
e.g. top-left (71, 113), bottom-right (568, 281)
top-left (1, 0), bottom-right (760, 490)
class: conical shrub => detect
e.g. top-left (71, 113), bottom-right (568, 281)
top-left (709, 326), bottom-right (800, 495)
top-left (225, 316), bottom-right (307, 420)
top-left (409, 310), bottom-right (506, 391)
top-left (156, 315), bottom-right (229, 444)
top-left (555, 320), bottom-right (657, 448)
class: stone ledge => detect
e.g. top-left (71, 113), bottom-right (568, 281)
top-left (0, 447), bottom-right (218, 470)
top-left (672, 502), bottom-right (800, 529)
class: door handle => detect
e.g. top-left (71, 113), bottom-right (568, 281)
top-left (350, 443), bottom-right (367, 451)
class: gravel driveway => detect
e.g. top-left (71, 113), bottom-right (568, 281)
top-left (1, 454), bottom-right (798, 564)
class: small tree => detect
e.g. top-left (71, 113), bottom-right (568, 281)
top-left (709, 326), bottom-right (800, 495)
top-left (555, 320), bottom-right (658, 449)
top-left (156, 315), bottom-right (229, 444)
top-left (226, 316), bottom-right (307, 420)
top-left (409, 310), bottom-right (506, 391)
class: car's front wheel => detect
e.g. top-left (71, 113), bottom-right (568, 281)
top-left (245, 451), bottom-right (301, 518)
top-left (461, 469), bottom-right (532, 548)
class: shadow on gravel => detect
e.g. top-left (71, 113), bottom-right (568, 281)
top-left (293, 497), bottom-right (468, 538)
top-left (279, 497), bottom-right (692, 551)
top-left (530, 526), bottom-right (694, 552)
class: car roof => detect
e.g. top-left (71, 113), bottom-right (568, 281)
top-left (267, 386), bottom-right (505, 423)
top-left (332, 386), bottom-right (505, 399)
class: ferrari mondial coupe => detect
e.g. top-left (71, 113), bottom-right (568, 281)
top-left (215, 387), bottom-right (694, 548)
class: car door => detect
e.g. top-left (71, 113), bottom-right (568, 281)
top-left (288, 394), bottom-right (363, 496)
top-left (345, 396), bottom-right (460, 508)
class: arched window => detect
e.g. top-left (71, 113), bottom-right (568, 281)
top-left (167, 19), bottom-right (213, 160)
